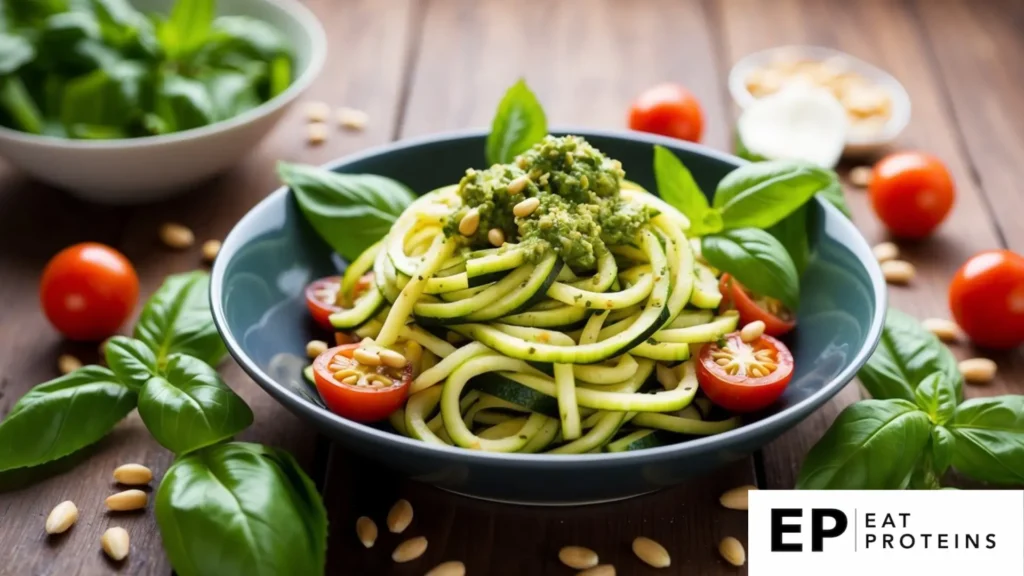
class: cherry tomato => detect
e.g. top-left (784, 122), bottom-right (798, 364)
top-left (719, 275), bottom-right (796, 337)
top-left (869, 151), bottom-right (955, 239)
top-left (40, 242), bottom-right (139, 341)
top-left (305, 276), bottom-right (342, 330)
top-left (949, 250), bottom-right (1024, 349)
top-left (313, 344), bottom-right (411, 422)
top-left (697, 332), bottom-right (794, 413)
top-left (628, 83), bottom-right (704, 143)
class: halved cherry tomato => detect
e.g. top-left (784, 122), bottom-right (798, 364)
top-left (719, 275), bottom-right (796, 337)
top-left (305, 276), bottom-right (342, 330)
top-left (628, 83), bottom-right (704, 143)
top-left (869, 151), bottom-right (955, 239)
top-left (949, 249), bottom-right (1024, 349)
top-left (697, 332), bottom-right (794, 413)
top-left (312, 344), bottom-right (411, 422)
top-left (40, 242), bottom-right (139, 341)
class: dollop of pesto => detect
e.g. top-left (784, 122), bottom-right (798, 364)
top-left (447, 135), bottom-right (654, 269)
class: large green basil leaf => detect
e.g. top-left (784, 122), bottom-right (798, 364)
top-left (766, 204), bottom-right (810, 277)
top-left (155, 72), bottom-right (215, 132)
top-left (796, 399), bottom-right (933, 489)
top-left (653, 145), bottom-right (719, 235)
top-left (168, 0), bottom-right (213, 56)
top-left (138, 354), bottom-right (252, 455)
top-left (0, 32), bottom-right (34, 75)
top-left (949, 396), bottom-right (1024, 485)
top-left (135, 271), bottom-right (227, 367)
top-left (206, 16), bottom-right (291, 61)
top-left (202, 70), bottom-right (260, 121)
top-left (858, 308), bottom-right (962, 402)
top-left (931, 425), bottom-right (955, 474)
top-left (0, 366), bottom-right (137, 472)
top-left (60, 62), bottom-right (146, 132)
top-left (156, 442), bottom-right (327, 576)
top-left (486, 79), bottom-right (547, 165)
top-left (714, 160), bottom-right (833, 229)
top-left (0, 77), bottom-right (44, 134)
top-left (105, 336), bottom-right (159, 391)
top-left (90, 0), bottom-right (159, 58)
top-left (701, 228), bottom-right (800, 310)
top-left (913, 371), bottom-right (957, 425)
top-left (279, 162), bottom-right (415, 261)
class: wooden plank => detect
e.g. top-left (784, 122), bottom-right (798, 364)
top-left (715, 0), bottom-right (1021, 489)
top-left (0, 0), bottom-right (415, 573)
top-left (322, 0), bottom-right (754, 574)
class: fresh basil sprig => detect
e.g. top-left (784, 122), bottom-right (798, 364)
top-left (105, 335), bottom-right (160, 391)
top-left (701, 229), bottom-right (800, 311)
top-left (486, 79), bottom-right (548, 165)
top-left (713, 160), bottom-right (834, 230)
top-left (135, 271), bottom-right (228, 367)
top-left (653, 145), bottom-right (721, 235)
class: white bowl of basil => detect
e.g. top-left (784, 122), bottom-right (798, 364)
top-left (0, 0), bottom-right (326, 204)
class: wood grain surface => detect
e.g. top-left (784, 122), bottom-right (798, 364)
top-left (0, 0), bottom-right (1022, 574)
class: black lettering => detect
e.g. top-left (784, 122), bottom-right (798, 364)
top-left (771, 509), bottom-right (803, 552)
top-left (811, 509), bottom-right (848, 552)
top-left (865, 513), bottom-right (875, 528)
top-left (881, 513), bottom-right (895, 528)
top-left (899, 512), bottom-right (910, 528)
top-left (966, 534), bottom-right (979, 549)
top-left (883, 534), bottom-right (894, 548)
top-left (986, 534), bottom-right (997, 549)
top-left (899, 534), bottom-right (915, 549)
top-left (938, 534), bottom-right (948, 549)
top-left (921, 533), bottom-right (932, 548)
top-left (865, 534), bottom-right (876, 548)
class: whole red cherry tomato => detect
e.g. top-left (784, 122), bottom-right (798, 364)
top-left (869, 151), bottom-right (955, 239)
top-left (949, 249), bottom-right (1024, 349)
top-left (628, 83), bottom-right (705, 143)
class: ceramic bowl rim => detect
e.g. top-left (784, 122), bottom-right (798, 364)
top-left (210, 127), bottom-right (888, 465)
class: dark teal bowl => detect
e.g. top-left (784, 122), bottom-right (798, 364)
top-left (211, 129), bottom-right (886, 504)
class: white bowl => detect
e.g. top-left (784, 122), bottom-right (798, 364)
top-left (0, 0), bottom-right (326, 204)
top-left (728, 45), bottom-right (911, 157)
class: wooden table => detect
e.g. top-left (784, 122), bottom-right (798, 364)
top-left (2, 0), bottom-right (1022, 574)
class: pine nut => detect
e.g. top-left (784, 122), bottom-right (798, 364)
top-left (159, 222), bottom-right (194, 249)
top-left (355, 516), bottom-right (377, 548)
top-left (342, 375), bottom-right (359, 385)
top-left (513, 197), bottom-right (540, 218)
top-left (305, 101), bottom-right (331, 122)
top-left (849, 165), bottom-right (873, 188)
top-left (105, 489), bottom-right (147, 511)
top-left (45, 501), bottom-right (78, 534)
top-left (578, 566), bottom-right (615, 576)
top-left (632, 536), bottom-right (670, 568)
top-left (959, 358), bottom-right (997, 384)
top-left (921, 318), bottom-right (961, 343)
top-left (881, 259), bottom-right (915, 284)
top-left (392, 536), bottom-right (428, 563)
top-left (101, 527), bottom-right (130, 561)
top-left (58, 354), bottom-right (82, 375)
top-left (353, 347), bottom-right (381, 366)
top-left (387, 498), bottom-right (414, 533)
top-left (488, 228), bottom-right (505, 247)
top-left (425, 561), bottom-right (466, 576)
top-left (719, 536), bottom-right (746, 567)
top-left (507, 175), bottom-right (530, 194)
top-left (333, 368), bottom-right (359, 381)
top-left (458, 209), bottom-right (480, 236)
top-left (306, 340), bottom-right (329, 359)
top-left (872, 241), bottom-right (899, 263)
top-left (307, 122), bottom-right (328, 145)
top-left (337, 107), bottom-right (369, 131)
top-left (719, 485), bottom-right (756, 510)
top-left (739, 321), bottom-right (765, 343)
top-left (379, 349), bottom-right (408, 369)
top-left (201, 240), bottom-right (221, 263)
top-left (113, 464), bottom-right (153, 486)
top-left (558, 546), bottom-right (599, 569)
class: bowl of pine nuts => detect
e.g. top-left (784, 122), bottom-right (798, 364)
top-left (728, 45), bottom-right (911, 156)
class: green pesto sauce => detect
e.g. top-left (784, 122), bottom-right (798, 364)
top-left (446, 135), bottom-right (654, 269)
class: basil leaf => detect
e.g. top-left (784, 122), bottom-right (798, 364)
top-left (714, 160), bottom-right (833, 229)
top-left (202, 70), bottom-right (260, 121)
top-left (139, 354), bottom-right (253, 455)
top-left (156, 442), bottom-right (327, 576)
top-left (105, 336), bottom-right (159, 391)
top-left (858, 308), bottom-right (962, 402)
top-left (796, 399), bottom-right (933, 489)
top-left (207, 16), bottom-right (292, 61)
top-left (912, 371), bottom-right (957, 425)
top-left (931, 425), bottom-right (955, 474)
top-left (949, 396), bottom-right (1024, 485)
top-left (818, 176), bottom-right (851, 218)
top-left (135, 271), bottom-right (227, 367)
top-left (766, 204), bottom-right (810, 276)
top-left (279, 162), bottom-right (415, 261)
top-left (168, 0), bottom-right (213, 56)
top-left (701, 228), bottom-right (799, 310)
top-left (60, 62), bottom-right (147, 131)
top-left (90, 0), bottom-right (159, 57)
top-left (653, 145), bottom-right (719, 235)
top-left (156, 72), bottom-right (215, 132)
top-left (0, 366), bottom-right (137, 472)
top-left (486, 79), bottom-right (547, 165)
top-left (0, 77), bottom-right (44, 134)
top-left (0, 32), bottom-right (34, 75)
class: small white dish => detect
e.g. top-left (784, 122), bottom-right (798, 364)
top-left (0, 0), bottom-right (326, 205)
top-left (728, 45), bottom-right (911, 157)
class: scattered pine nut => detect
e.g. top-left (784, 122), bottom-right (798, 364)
top-left (337, 107), bottom-right (369, 131)
top-left (719, 536), bottom-right (746, 567)
top-left (379, 349), bottom-right (408, 369)
top-left (159, 222), bottom-right (195, 250)
top-left (425, 561), bottom-right (466, 576)
top-left (578, 566), bottom-right (615, 576)
top-left (558, 546), bottom-right (599, 569)
top-left (44, 501), bottom-right (78, 535)
top-left (58, 354), bottom-right (82, 375)
top-left (506, 175), bottom-right (530, 194)
top-left (513, 197), bottom-right (540, 218)
top-left (101, 527), bottom-right (130, 561)
top-left (739, 321), bottom-right (765, 343)
top-left (459, 209), bottom-right (481, 236)
top-left (849, 166), bottom-right (873, 188)
top-left (392, 536), bottom-right (428, 563)
top-left (922, 318), bottom-right (962, 343)
top-left (872, 241), bottom-right (899, 263)
top-left (881, 259), bottom-right (915, 284)
top-left (201, 240), bottom-right (221, 263)
top-left (113, 464), bottom-right (153, 486)
top-left (959, 357), bottom-right (997, 384)
top-left (355, 516), bottom-right (377, 548)
top-left (632, 536), bottom-right (670, 568)
top-left (304, 101), bottom-right (331, 122)
top-left (387, 498), bottom-right (414, 533)
top-left (719, 485), bottom-right (756, 511)
top-left (105, 489), bottom-right (147, 512)
top-left (307, 122), bottom-right (329, 145)
top-left (306, 340), bottom-right (329, 359)
top-left (488, 227), bottom-right (505, 247)
top-left (353, 347), bottom-right (381, 366)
